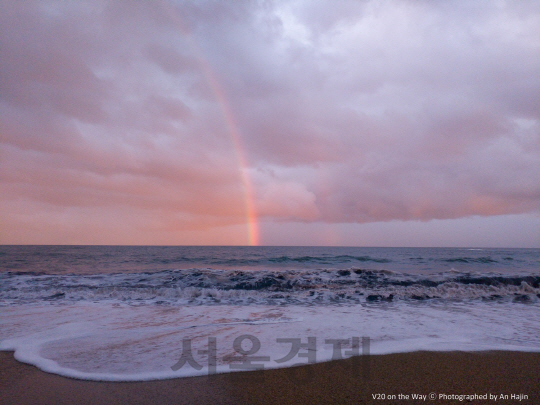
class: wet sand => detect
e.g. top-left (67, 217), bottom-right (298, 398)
top-left (1, 350), bottom-right (539, 404)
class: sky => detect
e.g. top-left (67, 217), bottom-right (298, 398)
top-left (1, 0), bottom-right (540, 247)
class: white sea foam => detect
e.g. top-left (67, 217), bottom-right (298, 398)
top-left (1, 301), bottom-right (539, 381)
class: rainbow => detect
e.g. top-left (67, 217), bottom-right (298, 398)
top-left (159, 2), bottom-right (260, 245)
top-left (201, 66), bottom-right (260, 246)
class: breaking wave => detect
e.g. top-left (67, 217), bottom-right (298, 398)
top-left (1, 267), bottom-right (539, 306)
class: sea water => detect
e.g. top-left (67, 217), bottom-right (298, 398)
top-left (1, 246), bottom-right (539, 381)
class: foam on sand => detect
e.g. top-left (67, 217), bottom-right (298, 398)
top-left (1, 300), bottom-right (539, 381)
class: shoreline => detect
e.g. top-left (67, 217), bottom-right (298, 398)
top-left (1, 351), bottom-right (539, 404)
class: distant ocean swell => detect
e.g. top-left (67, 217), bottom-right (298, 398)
top-left (0, 253), bottom-right (528, 269)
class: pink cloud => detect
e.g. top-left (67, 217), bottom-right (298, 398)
top-left (1, 0), bottom-right (539, 245)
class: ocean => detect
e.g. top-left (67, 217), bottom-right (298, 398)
top-left (1, 245), bottom-right (539, 381)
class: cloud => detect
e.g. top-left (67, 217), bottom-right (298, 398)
top-left (1, 0), bottom-right (539, 244)
top-left (253, 171), bottom-right (319, 221)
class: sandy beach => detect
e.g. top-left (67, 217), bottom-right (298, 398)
top-left (1, 350), bottom-right (538, 405)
